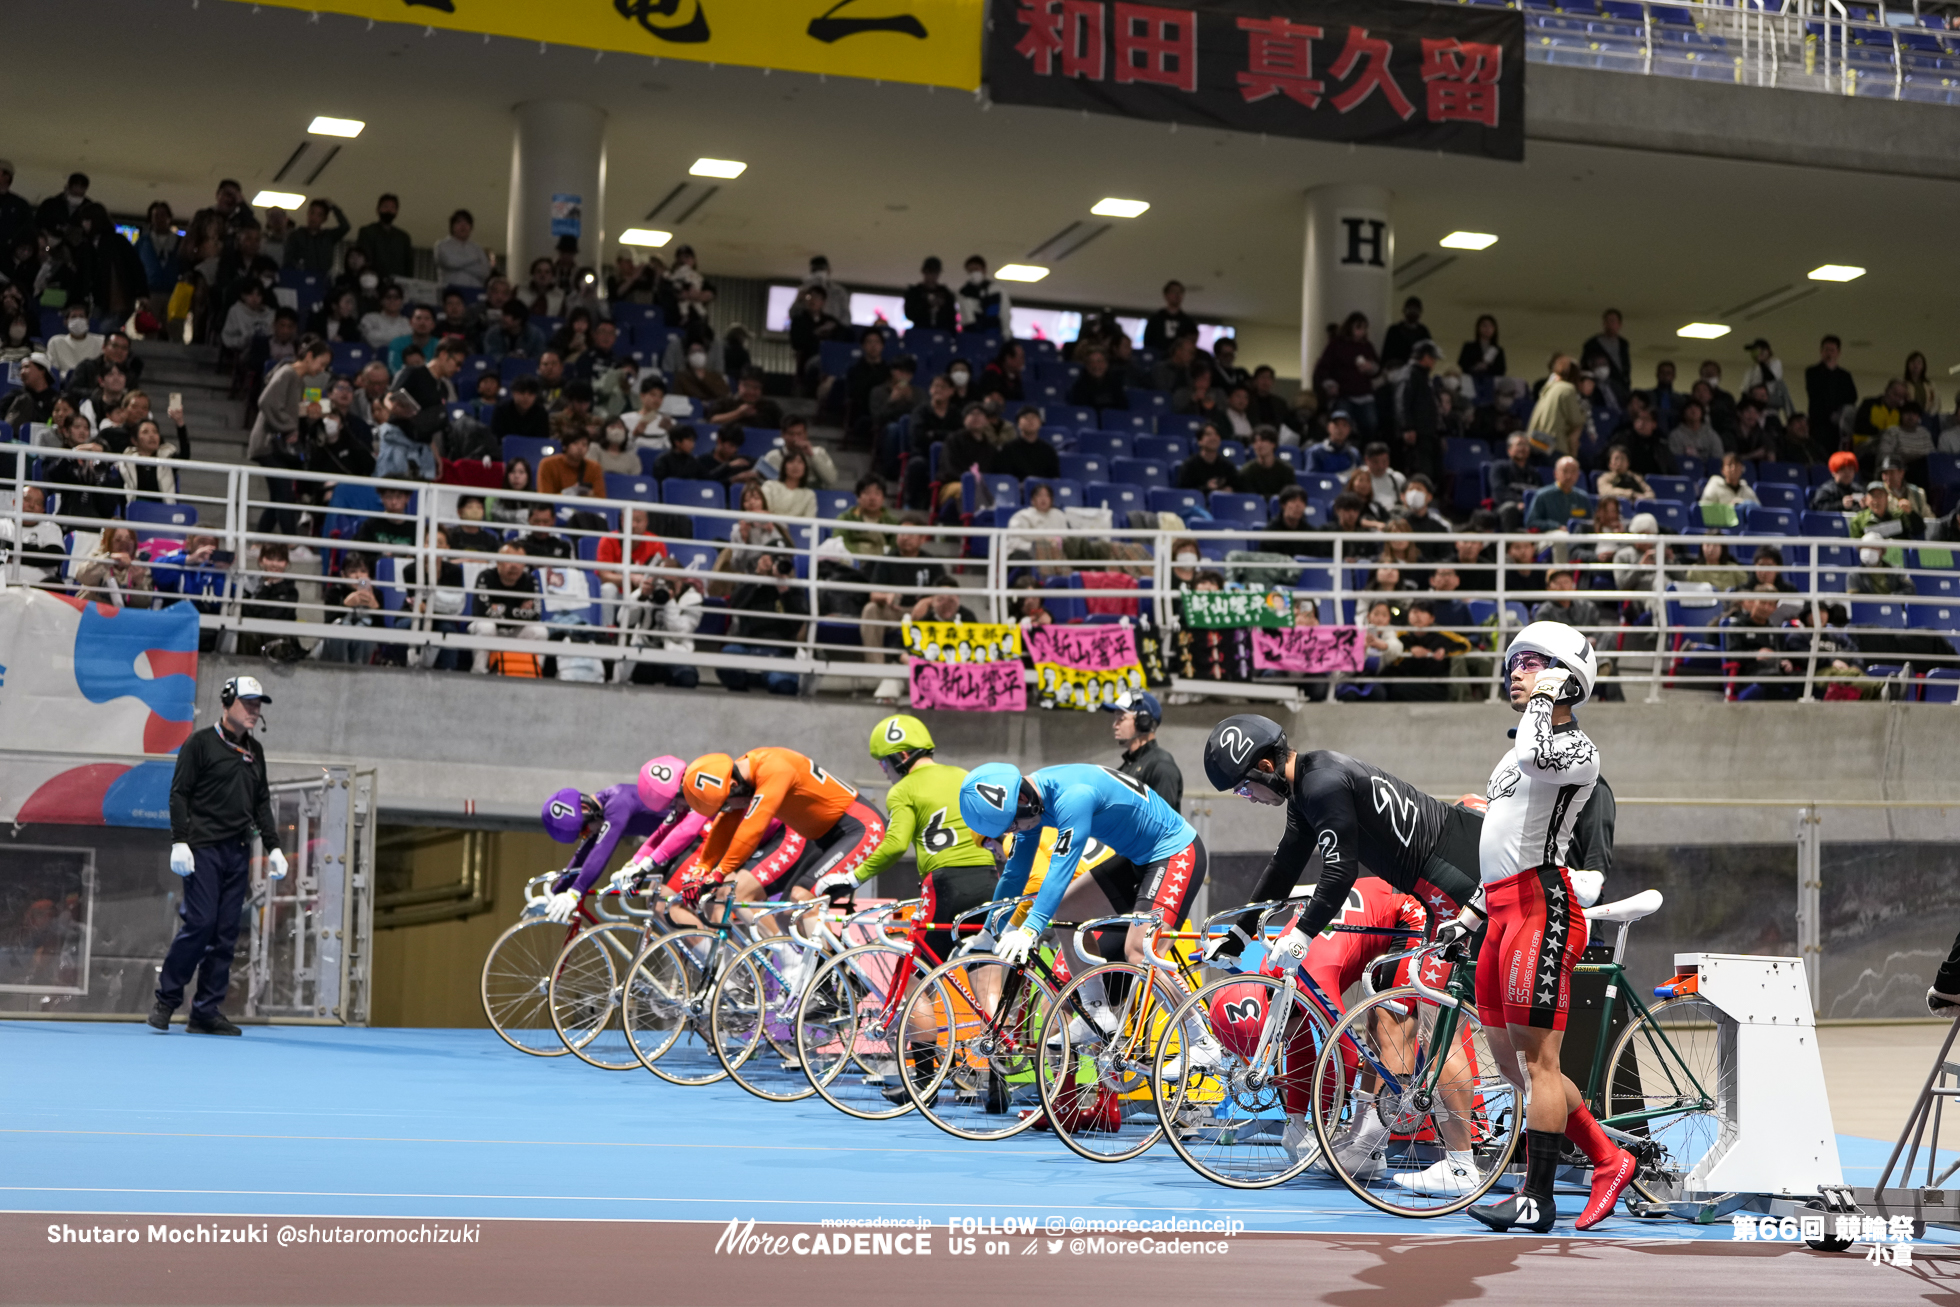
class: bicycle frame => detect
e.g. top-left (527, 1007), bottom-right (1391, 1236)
top-left (1572, 952), bottom-right (1717, 1132)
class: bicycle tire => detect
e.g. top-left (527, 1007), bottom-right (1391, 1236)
top-left (710, 935), bottom-right (820, 1103)
top-left (796, 941), bottom-right (916, 1121)
top-left (1601, 994), bottom-right (1725, 1205)
top-left (481, 917), bottom-right (577, 1056)
top-left (1152, 973), bottom-right (1331, 1189)
top-left (621, 929), bottom-right (729, 1086)
top-left (1036, 963), bottom-right (1172, 1164)
top-left (1310, 986), bottom-right (1520, 1218)
top-left (898, 953), bottom-right (1051, 1142)
top-left (548, 922), bottom-right (651, 1070)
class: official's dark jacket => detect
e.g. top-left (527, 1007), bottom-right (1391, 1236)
top-left (169, 723), bottom-right (281, 851)
top-left (1119, 737), bottom-right (1184, 812)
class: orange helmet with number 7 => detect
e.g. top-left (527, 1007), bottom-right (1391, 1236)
top-left (682, 753), bottom-right (737, 817)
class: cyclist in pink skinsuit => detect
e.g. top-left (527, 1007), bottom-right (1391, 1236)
top-left (612, 757), bottom-right (805, 927)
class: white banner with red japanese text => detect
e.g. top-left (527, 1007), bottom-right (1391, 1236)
top-left (988, 0), bottom-right (1525, 160)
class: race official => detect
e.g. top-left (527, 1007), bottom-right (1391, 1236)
top-left (148, 675), bottom-right (287, 1036)
top-left (1104, 690), bottom-right (1182, 810)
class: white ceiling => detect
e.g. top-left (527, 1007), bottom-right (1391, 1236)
top-left (11, 0), bottom-right (1959, 388)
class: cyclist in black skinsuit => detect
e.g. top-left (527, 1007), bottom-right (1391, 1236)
top-left (1202, 714), bottom-right (1481, 961)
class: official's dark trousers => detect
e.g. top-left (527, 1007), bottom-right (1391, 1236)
top-left (155, 839), bottom-right (252, 1020)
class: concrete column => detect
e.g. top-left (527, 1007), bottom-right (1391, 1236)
top-left (1300, 184), bottom-right (1393, 386)
top-left (507, 100), bottom-right (608, 279)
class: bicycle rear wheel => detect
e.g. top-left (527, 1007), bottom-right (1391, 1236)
top-left (1602, 995), bottom-right (1725, 1204)
top-left (1311, 986), bottom-right (1520, 1217)
top-left (548, 922), bottom-right (649, 1070)
top-left (796, 942), bottom-right (915, 1121)
top-left (481, 918), bottom-right (576, 1056)
top-left (711, 936), bottom-right (819, 1103)
top-left (899, 954), bottom-right (1051, 1142)
top-left (1036, 963), bottom-right (1178, 1163)
top-left (621, 929), bottom-right (728, 1086)
top-left (1153, 973), bottom-right (1331, 1188)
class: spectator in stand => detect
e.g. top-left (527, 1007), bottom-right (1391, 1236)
top-left (704, 428), bottom-right (760, 486)
top-left (1176, 422), bottom-right (1239, 493)
top-left (234, 542), bottom-right (302, 660)
top-left (539, 430), bottom-right (606, 499)
top-left (309, 287), bottom-right (364, 344)
top-left (993, 406), bottom-right (1061, 483)
top-left (711, 484), bottom-right (792, 594)
top-left (843, 329), bottom-right (893, 432)
top-left (1877, 454), bottom-right (1933, 519)
top-left (1581, 308), bottom-right (1632, 396)
top-left (1068, 347), bottom-right (1128, 411)
top-left (1307, 408), bottom-right (1360, 474)
top-left (220, 280), bottom-right (274, 350)
top-left (1527, 354), bottom-right (1587, 459)
top-left (1621, 408), bottom-right (1677, 477)
top-left (489, 458), bottom-right (535, 525)
top-left (1245, 366), bottom-right (1296, 439)
top-left (484, 300), bottom-right (546, 363)
top-left (678, 337), bottom-right (733, 403)
top-left (1313, 312), bottom-right (1383, 438)
top-left (114, 417), bottom-right (181, 503)
top-left (861, 516), bottom-right (952, 697)
top-left (359, 283), bottom-right (410, 349)
top-left (1853, 376), bottom-right (1909, 455)
top-left (1720, 590), bottom-right (1798, 700)
top-left (1488, 432), bottom-right (1540, 532)
top-left (73, 527), bottom-right (152, 607)
top-left (1741, 338), bottom-right (1793, 419)
top-left (1004, 482), bottom-right (1069, 561)
top-left (1684, 540), bottom-right (1747, 591)
top-left (904, 256), bottom-right (958, 331)
top-left (470, 545), bottom-right (546, 673)
top-left (0, 158), bottom-right (35, 254)
top-left (1851, 531), bottom-right (1914, 595)
top-left (624, 375), bottom-right (680, 449)
top-left (433, 289), bottom-right (480, 352)
top-left (547, 378), bottom-right (597, 444)
top-left (1143, 280), bottom-right (1198, 351)
top-left (386, 303), bottom-right (440, 373)
top-left (956, 255), bottom-right (1008, 333)
top-left (1903, 350), bottom-right (1940, 422)
top-left (649, 427), bottom-right (705, 482)
top-left (619, 563), bottom-right (705, 690)
top-left (1360, 442), bottom-right (1407, 515)
top-left (1805, 335), bottom-right (1858, 441)
top-left (355, 194), bottom-right (412, 279)
top-left (4, 353), bottom-right (58, 429)
top-left (719, 553), bottom-right (809, 696)
top-left (838, 474), bottom-right (899, 554)
top-left (432, 209), bottom-right (492, 289)
top-left (869, 356), bottom-right (919, 442)
top-left (302, 378), bottom-right (374, 483)
top-left (397, 337), bottom-right (466, 451)
top-left (594, 415), bottom-right (640, 478)
top-left (761, 450), bottom-right (818, 518)
top-left (444, 497), bottom-right (502, 555)
top-left (1851, 482), bottom-right (1922, 542)
top-left (1746, 546), bottom-right (1799, 598)
top-left (247, 336), bottom-right (333, 536)
top-left (1237, 426), bottom-right (1297, 497)
top-left (1638, 360), bottom-right (1686, 432)
top-left (48, 303), bottom-right (104, 373)
top-left (1424, 566), bottom-right (1473, 630)
top-left (706, 367), bottom-right (782, 433)
top-left (979, 341), bottom-right (1025, 404)
top-left (1171, 353), bottom-right (1223, 421)
top-left (1531, 567), bottom-right (1607, 632)
top-left (1380, 296), bottom-right (1432, 371)
top-left (1696, 362), bottom-right (1740, 439)
top-left (1394, 340), bottom-right (1445, 483)
top-left (1458, 314), bottom-right (1507, 389)
top-left (1212, 380), bottom-right (1256, 441)
top-left (0, 486), bottom-right (66, 587)
top-left (1595, 444), bottom-right (1653, 503)
top-left (915, 405), bottom-right (995, 519)
top-left (595, 506), bottom-right (669, 615)
top-left (491, 374), bottom-right (549, 440)
top-left (788, 285), bottom-right (847, 397)
top-left (519, 502), bottom-right (572, 562)
top-left (284, 197), bottom-right (349, 275)
top-left (315, 552), bottom-right (385, 665)
top-left (1731, 398), bottom-right (1776, 464)
top-left (1668, 400), bottom-right (1724, 466)
top-left (1877, 406), bottom-right (1935, 472)
top-left (1699, 451), bottom-right (1761, 511)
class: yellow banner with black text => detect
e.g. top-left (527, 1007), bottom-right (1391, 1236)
top-left (236, 0), bottom-right (984, 89)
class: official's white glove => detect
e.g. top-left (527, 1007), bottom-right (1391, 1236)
top-left (266, 849), bottom-right (288, 880)
top-left (169, 843), bottom-right (194, 877)
top-left (1267, 927), bottom-right (1311, 973)
top-left (545, 889), bottom-right (581, 924)
top-left (610, 859), bottom-right (649, 894)
top-left (1930, 986), bottom-right (1960, 1015)
top-left (812, 869), bottom-right (858, 904)
top-left (1531, 666), bottom-right (1573, 700)
top-left (995, 926), bottom-right (1039, 967)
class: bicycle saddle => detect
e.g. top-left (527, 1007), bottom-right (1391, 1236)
top-left (1583, 889), bottom-right (1662, 924)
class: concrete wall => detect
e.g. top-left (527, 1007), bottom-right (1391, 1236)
top-left (201, 656), bottom-right (1959, 848)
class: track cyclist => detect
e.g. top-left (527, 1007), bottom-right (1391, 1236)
top-left (1201, 713), bottom-right (1486, 1190)
top-left (602, 756), bottom-right (786, 928)
top-left (538, 779), bottom-right (666, 924)
top-left (1445, 621), bottom-right (1635, 1234)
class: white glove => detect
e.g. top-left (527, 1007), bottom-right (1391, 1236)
top-left (1268, 927), bottom-right (1311, 972)
top-left (1435, 914), bottom-right (1479, 962)
top-left (1531, 666), bottom-right (1573, 700)
top-left (610, 859), bottom-right (649, 894)
top-left (1568, 868), bottom-right (1603, 909)
top-left (169, 843), bottom-right (194, 877)
top-left (995, 926), bottom-right (1039, 967)
top-left (266, 849), bottom-right (288, 880)
top-left (1930, 987), bottom-right (1960, 1015)
top-left (812, 869), bottom-right (858, 903)
top-left (544, 889), bottom-right (581, 924)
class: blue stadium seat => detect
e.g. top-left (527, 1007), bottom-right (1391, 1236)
top-left (1756, 461), bottom-right (1805, 485)
top-left (1927, 452), bottom-right (1960, 488)
top-left (1275, 447), bottom-right (1301, 470)
top-left (1648, 475), bottom-right (1693, 501)
top-left (1148, 488), bottom-right (1205, 518)
top-left (1023, 380), bottom-right (1066, 407)
top-left (1073, 431), bottom-right (1131, 460)
top-left (1909, 602), bottom-right (1960, 632)
top-left (661, 478), bottom-right (731, 540)
top-left (739, 427), bottom-right (782, 461)
top-left (1850, 599), bottom-right (1909, 630)
top-left (815, 489), bottom-right (854, 518)
top-left (1443, 438), bottom-right (1491, 472)
top-left (1133, 435), bottom-right (1189, 464)
top-left (1058, 454), bottom-right (1105, 484)
top-left (1303, 473), bottom-right (1344, 498)
top-left (1754, 483), bottom-right (1803, 511)
top-left (1801, 511), bottom-right (1851, 537)
top-left (1023, 477), bottom-right (1082, 508)
top-left (126, 501), bottom-right (197, 539)
top-left (819, 341), bottom-right (859, 378)
top-left (604, 473), bottom-right (658, 504)
top-left (1108, 458), bottom-right (1167, 490)
top-left (1739, 505), bottom-right (1797, 534)
top-left (1086, 481), bottom-right (1145, 514)
top-left (1125, 388), bottom-right (1170, 415)
top-left (1219, 441), bottom-right (1246, 464)
top-left (1159, 415), bottom-right (1206, 439)
top-left (1209, 492), bottom-right (1265, 527)
top-left (1052, 406), bottom-right (1096, 429)
top-left (1922, 669), bottom-right (1960, 704)
top-left (500, 435), bottom-right (556, 473)
top-left (1635, 498), bottom-right (1689, 534)
top-left (1099, 409), bottom-right (1155, 434)
top-left (330, 342), bottom-right (370, 375)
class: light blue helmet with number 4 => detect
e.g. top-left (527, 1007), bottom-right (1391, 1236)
top-left (959, 762), bottom-right (1033, 839)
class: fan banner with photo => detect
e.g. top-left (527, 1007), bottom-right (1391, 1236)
top-left (900, 618), bottom-right (1022, 663)
top-left (1027, 623), bottom-right (1146, 710)
top-left (1181, 588), bottom-right (1294, 629)
top-left (1251, 624), bottom-right (1367, 674)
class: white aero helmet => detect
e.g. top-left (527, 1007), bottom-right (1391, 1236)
top-left (1505, 620), bottom-right (1597, 704)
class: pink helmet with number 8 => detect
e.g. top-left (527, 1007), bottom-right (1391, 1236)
top-left (638, 756), bottom-right (686, 811)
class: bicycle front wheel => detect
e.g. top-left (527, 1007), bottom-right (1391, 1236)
top-left (621, 929), bottom-right (728, 1086)
top-left (548, 922), bottom-right (650, 1070)
top-left (899, 954), bottom-right (1051, 1142)
top-left (1311, 986), bottom-right (1520, 1218)
top-left (1037, 963), bottom-right (1177, 1163)
top-left (711, 936), bottom-right (819, 1103)
top-left (796, 942), bottom-right (915, 1121)
top-left (1153, 973), bottom-right (1331, 1189)
top-left (481, 917), bottom-right (576, 1056)
top-left (1602, 994), bottom-right (1725, 1204)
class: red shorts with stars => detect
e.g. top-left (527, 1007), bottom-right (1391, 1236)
top-left (1086, 838), bottom-right (1208, 933)
top-left (1474, 865), bottom-right (1588, 1031)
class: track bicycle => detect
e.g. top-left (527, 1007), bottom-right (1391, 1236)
top-left (546, 880), bottom-right (672, 1070)
top-left (480, 872), bottom-right (667, 1056)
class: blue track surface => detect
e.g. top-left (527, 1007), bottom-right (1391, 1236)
top-left (2, 1022), bottom-right (1949, 1240)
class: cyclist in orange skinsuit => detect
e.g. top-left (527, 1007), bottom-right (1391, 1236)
top-left (680, 748), bottom-right (887, 907)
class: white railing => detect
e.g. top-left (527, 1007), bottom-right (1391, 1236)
top-left (9, 445), bottom-right (1956, 702)
top-left (1495, 0), bottom-right (1960, 106)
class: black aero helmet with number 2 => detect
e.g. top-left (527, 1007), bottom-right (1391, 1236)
top-left (1203, 714), bottom-right (1290, 794)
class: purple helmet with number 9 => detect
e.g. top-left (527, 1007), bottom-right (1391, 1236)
top-left (542, 787), bottom-right (592, 843)
top-left (638, 756), bottom-right (685, 811)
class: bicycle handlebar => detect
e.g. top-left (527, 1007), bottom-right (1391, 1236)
top-left (1072, 913), bottom-right (1180, 974)
top-left (1403, 940), bottom-right (1459, 1010)
top-left (953, 894), bottom-right (1033, 930)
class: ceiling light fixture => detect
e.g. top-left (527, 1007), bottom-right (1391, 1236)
top-left (1807, 264), bottom-right (1866, 282)
top-left (1091, 198), bottom-right (1150, 218)
top-left (1439, 231), bottom-right (1498, 250)
top-left (307, 116), bottom-right (365, 138)
top-left (995, 264), bottom-right (1050, 283)
top-left (689, 158), bottom-right (747, 179)
top-left (252, 190), bottom-right (307, 210)
top-left (1676, 322), bottom-right (1731, 340)
top-left (619, 228), bottom-right (673, 248)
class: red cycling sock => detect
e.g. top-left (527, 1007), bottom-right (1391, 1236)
top-left (1564, 1104), bottom-right (1617, 1166)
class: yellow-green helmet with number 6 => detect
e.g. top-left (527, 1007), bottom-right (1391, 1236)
top-left (869, 714), bottom-right (935, 760)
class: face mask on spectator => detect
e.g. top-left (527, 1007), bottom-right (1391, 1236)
top-left (360, 273), bottom-right (378, 291)
top-left (1860, 547), bottom-right (1882, 567)
top-left (323, 417), bottom-right (339, 438)
top-left (687, 350), bottom-right (708, 368)
top-left (379, 211), bottom-right (396, 225)
top-left (950, 368), bottom-right (971, 386)
top-left (1176, 551), bottom-right (1198, 565)
top-left (1593, 366), bottom-right (1610, 381)
top-left (966, 271), bottom-right (984, 285)
top-left (67, 316), bottom-right (88, 337)
top-left (1407, 489), bottom-right (1429, 511)
top-left (7, 322), bottom-right (24, 342)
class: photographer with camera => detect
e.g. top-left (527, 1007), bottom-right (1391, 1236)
top-left (716, 550), bottom-right (807, 696)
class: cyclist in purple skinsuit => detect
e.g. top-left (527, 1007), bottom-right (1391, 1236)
top-left (539, 782), bottom-right (662, 923)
